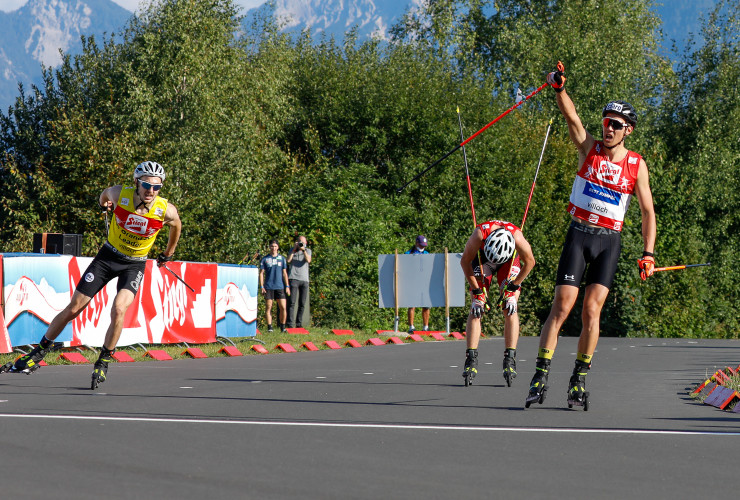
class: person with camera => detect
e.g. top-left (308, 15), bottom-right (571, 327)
top-left (286, 235), bottom-right (312, 329)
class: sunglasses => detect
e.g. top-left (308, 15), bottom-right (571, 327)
top-left (140, 181), bottom-right (163, 191)
top-left (602, 117), bottom-right (630, 131)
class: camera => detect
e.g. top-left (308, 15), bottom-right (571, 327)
top-left (296, 241), bottom-right (304, 248)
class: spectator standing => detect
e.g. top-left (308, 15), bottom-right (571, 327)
top-left (406, 235), bottom-right (430, 333)
top-left (259, 240), bottom-right (290, 333)
top-left (287, 235), bottom-right (312, 328)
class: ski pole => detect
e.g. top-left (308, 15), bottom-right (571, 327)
top-left (238, 251), bottom-right (259, 266)
top-left (456, 106), bottom-right (477, 227)
top-left (653, 262), bottom-right (711, 273)
top-left (162, 264), bottom-right (195, 293)
top-left (496, 118), bottom-right (553, 307)
top-left (521, 117), bottom-right (553, 230)
top-left (397, 82), bottom-right (550, 193)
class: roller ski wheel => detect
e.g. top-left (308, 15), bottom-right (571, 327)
top-left (502, 354), bottom-right (517, 388)
top-left (90, 354), bottom-right (113, 390)
top-left (567, 391), bottom-right (590, 411)
top-left (525, 385), bottom-right (548, 408)
top-left (462, 349), bottom-right (478, 387)
top-left (1, 341), bottom-right (58, 375)
top-left (567, 361), bottom-right (590, 410)
top-left (0, 360), bottom-right (41, 375)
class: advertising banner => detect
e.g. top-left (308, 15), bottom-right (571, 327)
top-left (215, 264), bottom-right (258, 338)
top-left (1, 254), bottom-right (217, 348)
top-left (2, 253), bottom-right (75, 346)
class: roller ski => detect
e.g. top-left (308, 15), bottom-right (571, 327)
top-left (0, 338), bottom-right (60, 375)
top-left (502, 349), bottom-right (516, 387)
top-left (524, 358), bottom-right (550, 408)
top-left (462, 349), bottom-right (478, 387)
top-left (567, 360), bottom-right (590, 411)
top-left (91, 349), bottom-right (115, 390)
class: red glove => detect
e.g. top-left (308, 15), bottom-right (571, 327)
top-left (546, 61), bottom-right (566, 92)
top-left (638, 255), bottom-right (655, 281)
top-left (499, 282), bottom-right (520, 316)
top-left (470, 288), bottom-right (489, 318)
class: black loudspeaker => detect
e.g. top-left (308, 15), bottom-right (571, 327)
top-left (32, 233), bottom-right (83, 256)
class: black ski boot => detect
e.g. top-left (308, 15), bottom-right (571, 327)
top-left (567, 360), bottom-right (591, 410)
top-left (91, 348), bottom-right (115, 390)
top-left (0, 337), bottom-right (57, 374)
top-left (525, 357), bottom-right (551, 408)
top-left (503, 349), bottom-right (517, 387)
top-left (462, 349), bottom-right (478, 387)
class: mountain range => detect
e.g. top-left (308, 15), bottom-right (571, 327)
top-left (0, 0), bottom-right (717, 113)
top-left (0, 0), bottom-right (131, 111)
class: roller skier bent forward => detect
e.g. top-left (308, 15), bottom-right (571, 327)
top-left (459, 220), bottom-right (535, 387)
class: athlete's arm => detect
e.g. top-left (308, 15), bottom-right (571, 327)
top-left (161, 203), bottom-right (182, 258)
top-left (460, 227), bottom-right (484, 290)
top-left (99, 185), bottom-right (122, 210)
top-left (511, 231), bottom-right (536, 286)
top-left (555, 90), bottom-right (594, 159)
top-left (634, 158), bottom-right (656, 254)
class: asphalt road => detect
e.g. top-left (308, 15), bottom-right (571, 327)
top-left (0, 336), bottom-right (738, 499)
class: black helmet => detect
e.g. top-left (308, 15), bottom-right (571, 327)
top-left (602, 100), bottom-right (637, 127)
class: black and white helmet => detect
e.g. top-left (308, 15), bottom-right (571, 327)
top-left (483, 228), bottom-right (515, 265)
top-left (602, 100), bottom-right (637, 127)
top-left (133, 161), bottom-right (166, 181)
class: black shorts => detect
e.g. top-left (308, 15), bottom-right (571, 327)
top-left (75, 244), bottom-right (146, 298)
top-left (265, 288), bottom-right (287, 300)
top-left (555, 221), bottom-right (622, 289)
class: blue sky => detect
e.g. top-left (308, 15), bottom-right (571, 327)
top-left (0, 0), bottom-right (266, 13)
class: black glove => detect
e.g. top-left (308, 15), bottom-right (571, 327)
top-left (157, 253), bottom-right (172, 267)
top-left (546, 61), bottom-right (566, 92)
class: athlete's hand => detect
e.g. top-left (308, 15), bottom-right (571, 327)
top-left (501, 290), bottom-right (517, 315)
top-left (100, 200), bottom-right (113, 212)
top-left (638, 256), bottom-right (655, 281)
top-left (470, 288), bottom-right (489, 318)
top-left (157, 252), bottom-right (172, 267)
top-left (547, 61), bottom-right (566, 92)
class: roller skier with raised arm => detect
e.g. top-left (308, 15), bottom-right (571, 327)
top-left (525, 63), bottom-right (657, 410)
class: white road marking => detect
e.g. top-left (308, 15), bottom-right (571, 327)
top-left (0, 413), bottom-right (736, 436)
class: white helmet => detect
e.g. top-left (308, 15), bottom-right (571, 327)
top-left (133, 161), bottom-right (166, 181)
top-left (483, 228), bottom-right (515, 264)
